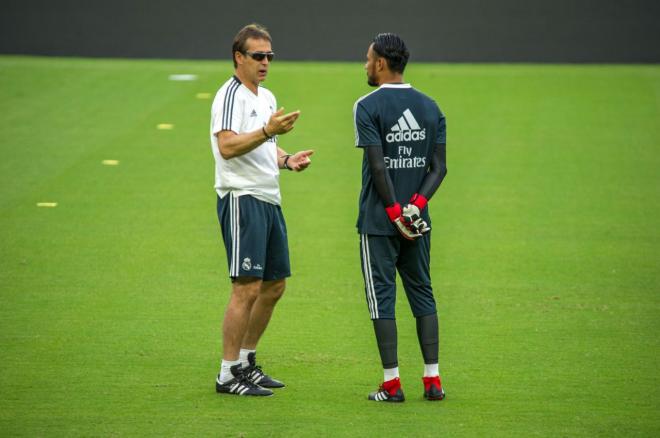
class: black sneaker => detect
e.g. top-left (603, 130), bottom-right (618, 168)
top-left (244, 352), bottom-right (285, 388)
top-left (368, 377), bottom-right (405, 402)
top-left (215, 364), bottom-right (273, 396)
top-left (422, 376), bottom-right (446, 401)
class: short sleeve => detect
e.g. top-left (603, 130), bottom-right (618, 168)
top-left (212, 82), bottom-right (244, 135)
top-left (436, 106), bottom-right (446, 145)
top-left (353, 101), bottom-right (382, 147)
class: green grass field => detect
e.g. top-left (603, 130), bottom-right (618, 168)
top-left (1, 55), bottom-right (659, 436)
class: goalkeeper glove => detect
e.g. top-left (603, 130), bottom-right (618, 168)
top-left (403, 193), bottom-right (431, 235)
top-left (385, 203), bottom-right (422, 240)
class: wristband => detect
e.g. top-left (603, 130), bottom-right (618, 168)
top-left (262, 126), bottom-right (273, 139)
top-left (410, 193), bottom-right (428, 210)
top-left (385, 203), bottom-right (402, 222)
top-left (282, 154), bottom-right (293, 170)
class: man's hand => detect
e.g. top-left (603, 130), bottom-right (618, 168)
top-left (285, 150), bottom-right (314, 172)
top-left (402, 204), bottom-right (431, 235)
top-left (394, 216), bottom-right (423, 240)
top-left (264, 108), bottom-right (301, 137)
top-left (386, 203), bottom-right (422, 240)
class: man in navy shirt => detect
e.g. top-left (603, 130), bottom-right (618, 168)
top-left (353, 33), bottom-right (448, 402)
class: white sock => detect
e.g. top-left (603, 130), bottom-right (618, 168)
top-left (219, 359), bottom-right (241, 383)
top-left (239, 348), bottom-right (255, 368)
top-left (384, 367), bottom-right (399, 382)
top-left (424, 363), bottom-right (439, 377)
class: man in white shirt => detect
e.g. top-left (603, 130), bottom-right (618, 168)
top-left (211, 23), bottom-right (313, 396)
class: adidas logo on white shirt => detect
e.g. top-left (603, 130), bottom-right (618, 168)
top-left (386, 108), bottom-right (426, 143)
top-left (250, 109), bottom-right (258, 117)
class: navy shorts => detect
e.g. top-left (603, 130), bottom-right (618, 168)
top-left (217, 193), bottom-right (291, 281)
top-left (359, 233), bottom-right (436, 320)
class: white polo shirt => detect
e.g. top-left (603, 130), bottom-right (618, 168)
top-left (210, 76), bottom-right (280, 205)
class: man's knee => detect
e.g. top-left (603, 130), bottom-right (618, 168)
top-left (231, 277), bottom-right (262, 306)
top-left (262, 279), bottom-right (286, 302)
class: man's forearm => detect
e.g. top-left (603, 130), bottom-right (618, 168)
top-left (276, 146), bottom-right (290, 169)
top-left (217, 127), bottom-right (271, 159)
top-left (417, 143), bottom-right (447, 201)
top-left (365, 146), bottom-right (396, 206)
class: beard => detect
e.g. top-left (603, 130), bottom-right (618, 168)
top-left (367, 71), bottom-right (378, 87)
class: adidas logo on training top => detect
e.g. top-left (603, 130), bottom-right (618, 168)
top-left (386, 109), bottom-right (426, 143)
top-left (250, 109), bottom-right (258, 117)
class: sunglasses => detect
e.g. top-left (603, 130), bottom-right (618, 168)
top-left (244, 51), bottom-right (275, 62)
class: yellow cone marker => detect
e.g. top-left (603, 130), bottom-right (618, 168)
top-left (102, 160), bottom-right (120, 166)
top-left (157, 123), bottom-right (174, 130)
top-left (196, 92), bottom-right (211, 99)
top-left (37, 202), bottom-right (58, 207)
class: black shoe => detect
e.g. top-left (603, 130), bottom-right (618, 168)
top-left (422, 376), bottom-right (446, 401)
top-left (244, 352), bottom-right (285, 388)
top-left (215, 364), bottom-right (273, 396)
top-left (368, 377), bottom-right (405, 402)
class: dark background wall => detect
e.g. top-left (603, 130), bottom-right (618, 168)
top-left (2, 0), bottom-right (659, 62)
